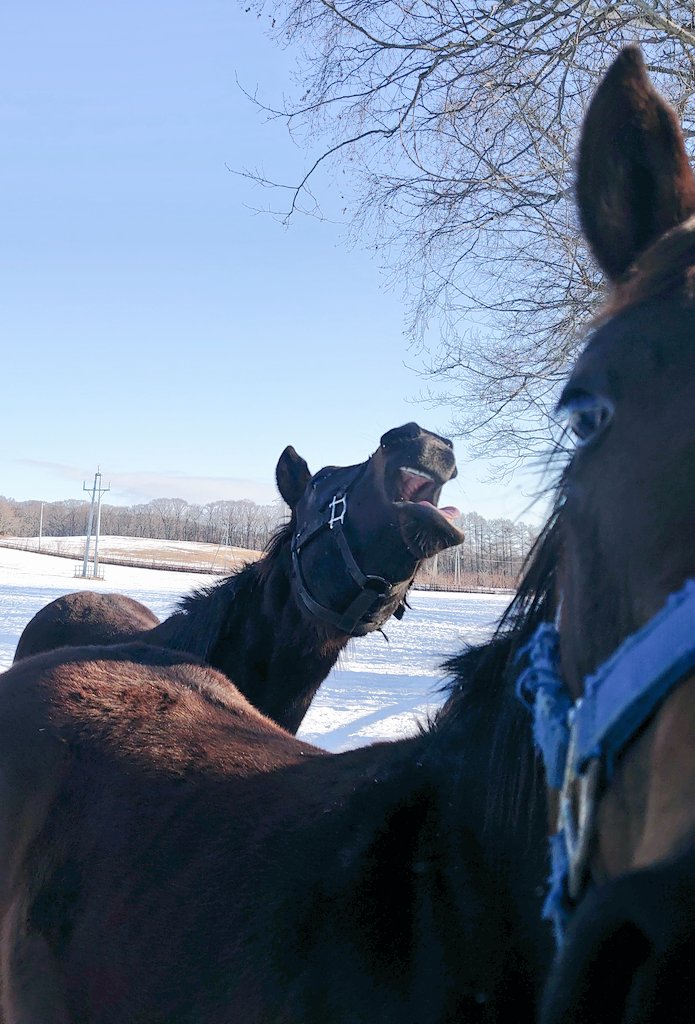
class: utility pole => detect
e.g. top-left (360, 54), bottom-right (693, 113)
top-left (81, 469), bottom-right (110, 578)
top-left (38, 502), bottom-right (44, 553)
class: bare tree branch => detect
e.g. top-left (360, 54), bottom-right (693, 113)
top-left (243, 0), bottom-right (695, 465)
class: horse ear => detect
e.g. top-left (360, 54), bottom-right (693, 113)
top-left (275, 446), bottom-right (312, 509)
top-left (577, 46), bottom-right (695, 281)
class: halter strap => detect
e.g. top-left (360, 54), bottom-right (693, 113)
top-left (291, 462), bottom-right (400, 637)
top-left (516, 577), bottom-right (695, 943)
top-left (575, 579), bottom-right (695, 776)
top-left (291, 525), bottom-right (395, 636)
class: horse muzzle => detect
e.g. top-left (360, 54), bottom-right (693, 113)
top-left (541, 845), bottom-right (695, 1024)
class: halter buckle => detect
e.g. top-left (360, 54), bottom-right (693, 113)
top-left (328, 494), bottom-right (347, 529)
top-left (558, 711), bottom-right (600, 903)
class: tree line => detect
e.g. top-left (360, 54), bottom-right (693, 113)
top-left (0, 494), bottom-right (537, 591)
top-left (0, 496), bottom-right (283, 555)
top-left (418, 512), bottom-right (537, 592)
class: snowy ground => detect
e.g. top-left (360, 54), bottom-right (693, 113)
top-left (0, 547), bottom-right (511, 752)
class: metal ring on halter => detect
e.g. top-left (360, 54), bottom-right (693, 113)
top-left (557, 714), bottom-right (601, 903)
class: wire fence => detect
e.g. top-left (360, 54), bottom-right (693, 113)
top-left (0, 539), bottom-right (234, 576)
top-left (0, 537), bottom-right (517, 595)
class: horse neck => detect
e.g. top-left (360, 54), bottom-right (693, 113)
top-left (145, 543), bottom-right (349, 733)
top-left (428, 641), bottom-right (553, 983)
top-left (290, 710), bottom-right (550, 1016)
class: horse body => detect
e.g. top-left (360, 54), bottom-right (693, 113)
top-left (0, 641), bottom-right (549, 1023)
top-left (14, 424), bottom-right (464, 733)
top-left (12, 591), bottom-right (161, 653)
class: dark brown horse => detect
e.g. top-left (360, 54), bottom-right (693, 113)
top-left (15, 593), bottom-right (161, 652)
top-left (14, 423), bottom-right (464, 733)
top-left (0, 554), bottom-right (554, 1021)
top-left (504, 48), bottom-right (695, 1023)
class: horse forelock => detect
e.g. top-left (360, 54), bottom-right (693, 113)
top-left (596, 214), bottom-right (695, 325)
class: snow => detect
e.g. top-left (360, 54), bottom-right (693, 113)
top-left (0, 546), bottom-right (511, 752)
top-left (4, 535), bottom-right (258, 571)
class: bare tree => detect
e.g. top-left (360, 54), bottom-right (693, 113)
top-left (245, 0), bottom-right (695, 466)
top-left (1, 491), bottom-right (537, 584)
top-left (0, 497), bottom-right (22, 537)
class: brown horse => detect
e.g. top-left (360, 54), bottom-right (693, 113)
top-left (14, 423), bottom-right (464, 733)
top-left (0, 551), bottom-right (554, 1020)
top-left (504, 48), bottom-right (695, 1023)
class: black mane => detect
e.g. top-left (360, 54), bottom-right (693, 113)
top-left (172, 519), bottom-right (295, 661)
top-left (433, 502), bottom-right (562, 852)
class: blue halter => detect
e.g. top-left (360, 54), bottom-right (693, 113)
top-left (516, 578), bottom-right (695, 944)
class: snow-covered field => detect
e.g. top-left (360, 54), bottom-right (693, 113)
top-left (3, 534), bottom-right (258, 572)
top-left (0, 547), bottom-right (511, 752)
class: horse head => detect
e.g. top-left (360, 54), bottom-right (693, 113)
top-left (522, 47), bottom-right (695, 1022)
top-left (275, 422), bottom-right (464, 636)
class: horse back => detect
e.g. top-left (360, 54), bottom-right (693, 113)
top-left (0, 643), bottom-right (527, 1023)
top-left (13, 592), bottom-right (160, 662)
top-left (0, 643), bottom-right (322, 1022)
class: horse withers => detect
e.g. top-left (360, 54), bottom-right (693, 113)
top-left (14, 423), bottom-right (464, 733)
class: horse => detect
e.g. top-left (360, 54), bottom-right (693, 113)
top-left (499, 47), bottom-right (695, 1023)
top-left (0, 532), bottom-right (555, 1021)
top-left (13, 423), bottom-right (464, 733)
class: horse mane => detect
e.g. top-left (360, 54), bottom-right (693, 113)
top-left (433, 498), bottom-right (563, 849)
top-left (254, 516), bottom-right (294, 582)
top-left (598, 215), bottom-right (695, 323)
top-left (170, 517), bottom-right (295, 660)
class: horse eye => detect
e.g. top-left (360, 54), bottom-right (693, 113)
top-left (559, 391), bottom-right (613, 447)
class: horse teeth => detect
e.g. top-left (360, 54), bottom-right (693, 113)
top-left (395, 466), bottom-right (438, 504)
top-left (399, 466), bottom-right (436, 483)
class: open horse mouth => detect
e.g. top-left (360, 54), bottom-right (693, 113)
top-left (378, 423), bottom-right (464, 554)
top-left (395, 466), bottom-right (461, 525)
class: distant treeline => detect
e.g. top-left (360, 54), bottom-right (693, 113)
top-left (0, 496), bottom-right (537, 590)
top-left (0, 496), bottom-right (281, 554)
top-left (418, 511), bottom-right (537, 591)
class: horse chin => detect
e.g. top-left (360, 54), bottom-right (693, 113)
top-left (395, 501), bottom-right (465, 559)
top-left (542, 849), bottom-right (695, 1024)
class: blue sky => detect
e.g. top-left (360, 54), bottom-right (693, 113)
top-left (2, 1), bottom-right (546, 523)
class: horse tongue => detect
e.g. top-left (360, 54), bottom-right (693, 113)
top-left (418, 501), bottom-right (460, 523)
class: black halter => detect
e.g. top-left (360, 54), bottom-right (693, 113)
top-left (291, 460), bottom-right (405, 636)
